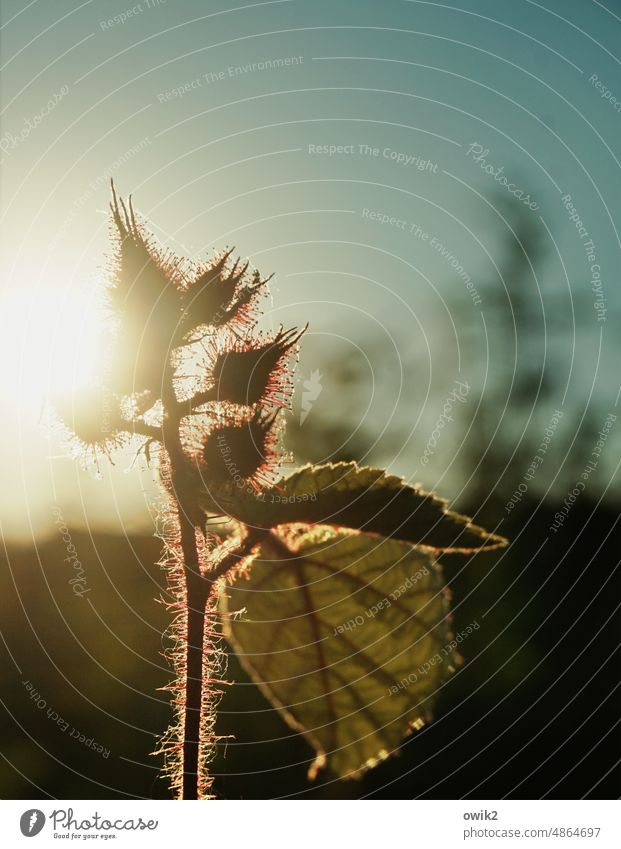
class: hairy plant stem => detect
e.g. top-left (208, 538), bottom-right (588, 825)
top-left (177, 509), bottom-right (208, 800)
top-left (162, 368), bottom-right (210, 800)
top-left (160, 367), bottom-right (267, 798)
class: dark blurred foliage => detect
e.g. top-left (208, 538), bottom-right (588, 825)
top-left (1, 498), bottom-right (618, 799)
top-left (460, 197), bottom-right (618, 520)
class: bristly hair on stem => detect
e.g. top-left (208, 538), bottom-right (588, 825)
top-left (53, 182), bottom-right (305, 799)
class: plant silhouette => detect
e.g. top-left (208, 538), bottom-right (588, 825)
top-left (54, 184), bottom-right (506, 799)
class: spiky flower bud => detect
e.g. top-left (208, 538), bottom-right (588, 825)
top-left (200, 409), bottom-right (280, 488)
top-left (108, 182), bottom-right (184, 397)
top-left (209, 326), bottom-right (304, 407)
top-left (181, 251), bottom-right (267, 337)
top-left (54, 386), bottom-right (125, 464)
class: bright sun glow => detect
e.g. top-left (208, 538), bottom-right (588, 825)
top-left (0, 274), bottom-right (105, 414)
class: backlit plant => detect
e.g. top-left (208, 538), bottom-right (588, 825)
top-left (54, 184), bottom-right (506, 799)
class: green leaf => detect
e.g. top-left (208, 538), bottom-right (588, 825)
top-left (223, 525), bottom-right (462, 779)
top-left (202, 462), bottom-right (507, 552)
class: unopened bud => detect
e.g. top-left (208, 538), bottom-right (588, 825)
top-left (211, 326), bottom-right (305, 406)
top-left (200, 409), bottom-right (280, 486)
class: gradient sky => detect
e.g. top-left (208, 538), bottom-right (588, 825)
top-left (1, 0), bottom-right (619, 539)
